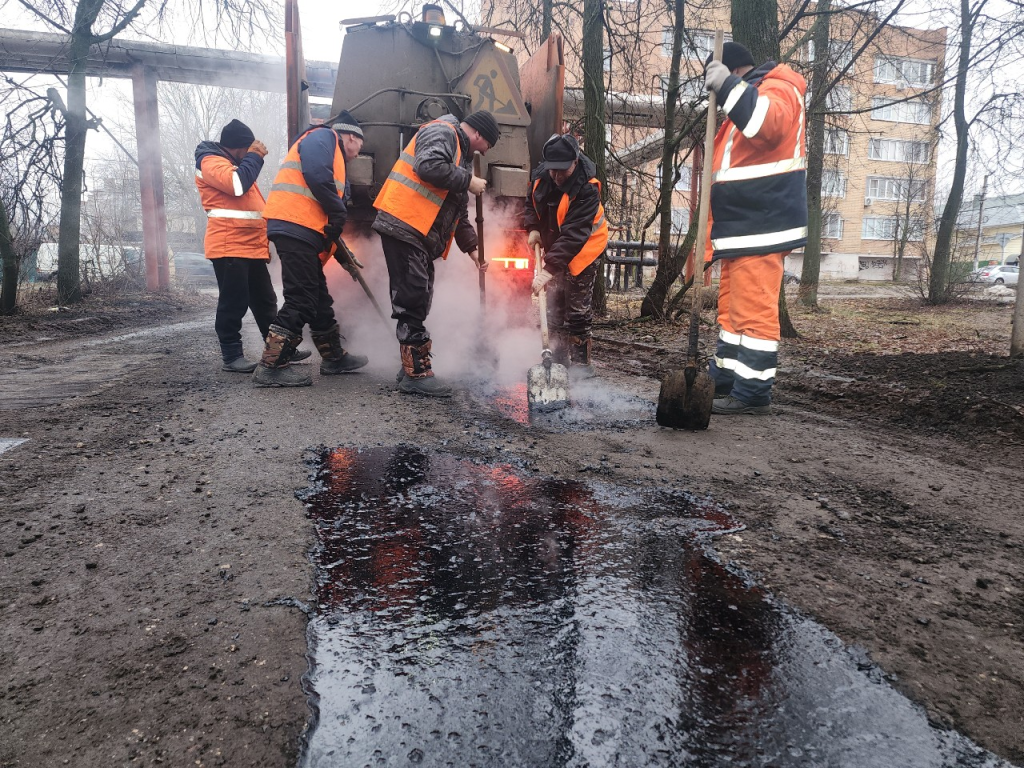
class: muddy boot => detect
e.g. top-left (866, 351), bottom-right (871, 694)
top-left (568, 335), bottom-right (596, 380)
top-left (549, 329), bottom-right (570, 366)
top-left (398, 341), bottom-right (452, 398)
top-left (291, 347), bottom-right (312, 362)
top-left (252, 324), bottom-right (313, 387)
top-left (312, 324), bottom-right (368, 375)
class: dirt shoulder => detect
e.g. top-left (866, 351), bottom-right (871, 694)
top-left (1, 289), bottom-right (1022, 766)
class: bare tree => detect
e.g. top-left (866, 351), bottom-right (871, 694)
top-left (0, 76), bottom-right (65, 313)
top-left (4, 0), bottom-right (280, 304)
top-left (929, 0), bottom-right (1024, 304)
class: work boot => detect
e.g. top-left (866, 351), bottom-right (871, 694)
top-left (398, 341), bottom-right (452, 397)
top-left (222, 356), bottom-right (258, 373)
top-left (311, 324), bottom-right (369, 375)
top-left (252, 324), bottom-right (313, 387)
top-left (291, 347), bottom-right (312, 362)
top-left (568, 335), bottom-right (596, 380)
top-left (549, 329), bottom-right (570, 366)
top-left (711, 395), bottom-right (770, 416)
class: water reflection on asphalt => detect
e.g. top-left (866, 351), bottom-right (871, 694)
top-left (299, 447), bottom-right (1008, 768)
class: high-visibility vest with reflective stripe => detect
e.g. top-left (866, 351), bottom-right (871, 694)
top-left (705, 63), bottom-right (808, 261)
top-left (373, 120), bottom-right (462, 237)
top-left (534, 177), bottom-right (609, 276)
top-left (195, 154), bottom-right (268, 260)
top-left (263, 127), bottom-right (346, 233)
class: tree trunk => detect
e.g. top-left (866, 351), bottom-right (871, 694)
top-left (929, 0), bottom-right (972, 304)
top-left (582, 0), bottom-right (607, 315)
top-left (542, 0), bottom-right (552, 40)
top-left (56, 35), bottom-right (92, 305)
top-left (0, 195), bottom-right (18, 315)
top-left (640, 0), bottom-right (685, 319)
top-left (731, 0), bottom-right (780, 62)
top-left (798, 0), bottom-right (831, 308)
top-left (1011, 272), bottom-right (1024, 357)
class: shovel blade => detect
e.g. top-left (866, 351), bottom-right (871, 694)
top-left (656, 368), bottom-right (715, 430)
top-left (527, 362), bottom-right (570, 411)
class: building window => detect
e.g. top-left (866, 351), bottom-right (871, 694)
top-left (824, 128), bottom-right (849, 155)
top-left (822, 170), bottom-right (847, 198)
top-left (866, 176), bottom-right (927, 202)
top-left (671, 207), bottom-right (690, 232)
top-left (822, 212), bottom-right (843, 239)
top-left (661, 27), bottom-right (673, 57)
top-left (868, 138), bottom-right (931, 163)
top-left (874, 56), bottom-right (935, 87)
top-left (871, 97), bottom-right (932, 124)
top-left (807, 40), bottom-right (853, 69)
top-left (659, 75), bottom-right (704, 101)
top-left (685, 30), bottom-right (732, 62)
top-left (827, 86), bottom-right (852, 112)
top-left (603, 46), bottom-right (612, 73)
top-left (656, 164), bottom-right (693, 192)
top-left (862, 216), bottom-right (898, 240)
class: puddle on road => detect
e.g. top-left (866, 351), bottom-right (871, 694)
top-left (298, 447), bottom-right (1008, 768)
top-left (481, 379), bottom-right (655, 428)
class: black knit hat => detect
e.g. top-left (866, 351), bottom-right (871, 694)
top-left (220, 119), bottom-right (255, 149)
top-left (705, 41), bottom-right (756, 71)
top-left (463, 111), bottom-right (500, 147)
top-left (330, 110), bottom-right (363, 138)
top-left (542, 134), bottom-right (580, 170)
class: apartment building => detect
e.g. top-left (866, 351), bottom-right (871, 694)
top-left (483, 0), bottom-right (947, 281)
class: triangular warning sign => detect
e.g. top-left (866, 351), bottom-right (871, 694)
top-left (455, 45), bottom-right (531, 127)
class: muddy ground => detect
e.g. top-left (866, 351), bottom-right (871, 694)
top-left (1, 285), bottom-right (1022, 767)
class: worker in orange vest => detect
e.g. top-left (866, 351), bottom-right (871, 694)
top-left (525, 134), bottom-right (609, 379)
top-left (193, 119), bottom-right (310, 372)
top-left (703, 42), bottom-right (808, 415)
top-left (372, 111), bottom-right (498, 397)
top-left (256, 110), bottom-right (369, 387)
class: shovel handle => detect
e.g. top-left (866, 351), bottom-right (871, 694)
top-left (535, 243), bottom-right (551, 351)
top-left (473, 152), bottom-right (486, 308)
top-left (688, 30), bottom-right (723, 366)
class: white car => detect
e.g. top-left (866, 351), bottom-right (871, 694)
top-left (975, 264), bottom-right (1019, 286)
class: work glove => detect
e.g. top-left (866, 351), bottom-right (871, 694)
top-left (333, 249), bottom-right (364, 281)
top-left (323, 225), bottom-right (342, 250)
top-left (527, 230), bottom-right (542, 248)
top-left (704, 61), bottom-right (730, 94)
top-left (532, 268), bottom-right (554, 295)
top-left (247, 140), bottom-right (268, 158)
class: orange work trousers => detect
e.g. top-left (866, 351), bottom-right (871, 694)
top-left (709, 251), bottom-right (786, 406)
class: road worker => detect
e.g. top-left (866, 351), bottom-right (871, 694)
top-left (525, 133), bottom-right (608, 379)
top-left (703, 42), bottom-right (808, 415)
top-left (194, 119), bottom-right (310, 372)
top-left (256, 110), bottom-right (369, 387)
top-left (372, 110), bottom-right (497, 397)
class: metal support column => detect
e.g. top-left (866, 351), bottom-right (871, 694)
top-left (132, 65), bottom-right (170, 291)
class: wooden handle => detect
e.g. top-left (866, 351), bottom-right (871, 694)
top-left (688, 30), bottom-right (723, 362)
top-left (535, 243), bottom-right (550, 350)
top-left (473, 152), bottom-right (486, 306)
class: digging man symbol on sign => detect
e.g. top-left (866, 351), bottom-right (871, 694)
top-left (473, 71), bottom-right (498, 112)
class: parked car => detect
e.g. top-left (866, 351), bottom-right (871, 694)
top-left (172, 251), bottom-right (216, 287)
top-left (783, 270), bottom-right (801, 285)
top-left (975, 264), bottom-right (1019, 286)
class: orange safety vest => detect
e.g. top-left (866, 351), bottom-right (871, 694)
top-left (374, 120), bottom-right (463, 248)
top-left (195, 154), bottom-right (268, 260)
top-left (263, 127), bottom-right (347, 233)
top-left (533, 177), bottom-right (609, 276)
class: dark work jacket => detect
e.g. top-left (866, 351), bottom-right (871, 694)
top-left (267, 125), bottom-right (350, 251)
top-left (524, 154), bottom-right (602, 274)
top-left (372, 115), bottom-right (478, 259)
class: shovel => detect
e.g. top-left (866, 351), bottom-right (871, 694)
top-left (527, 244), bottom-right (570, 411)
top-left (471, 152), bottom-right (500, 372)
top-left (655, 30), bottom-right (723, 431)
